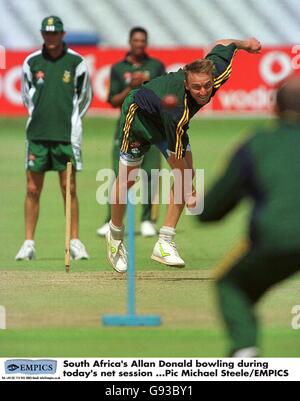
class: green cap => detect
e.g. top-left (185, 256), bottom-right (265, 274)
top-left (41, 16), bottom-right (64, 32)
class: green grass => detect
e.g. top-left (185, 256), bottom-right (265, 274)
top-left (0, 116), bottom-right (299, 357)
top-left (2, 327), bottom-right (299, 357)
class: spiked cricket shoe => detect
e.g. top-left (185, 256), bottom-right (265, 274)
top-left (15, 240), bottom-right (36, 261)
top-left (140, 220), bottom-right (157, 237)
top-left (70, 239), bottom-right (89, 260)
top-left (231, 347), bottom-right (259, 358)
top-left (106, 230), bottom-right (127, 273)
top-left (151, 238), bottom-right (185, 267)
top-left (96, 222), bottom-right (110, 237)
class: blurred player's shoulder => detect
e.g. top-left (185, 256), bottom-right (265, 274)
top-left (149, 56), bottom-right (165, 66)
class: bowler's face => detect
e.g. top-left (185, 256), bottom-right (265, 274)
top-left (42, 32), bottom-right (65, 50)
top-left (184, 72), bottom-right (214, 105)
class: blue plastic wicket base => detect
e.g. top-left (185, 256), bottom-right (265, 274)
top-left (102, 314), bottom-right (161, 326)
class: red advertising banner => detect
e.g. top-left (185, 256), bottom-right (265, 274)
top-left (210, 46), bottom-right (300, 115)
top-left (1, 46), bottom-right (299, 116)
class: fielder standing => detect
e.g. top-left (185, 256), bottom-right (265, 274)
top-left (16, 16), bottom-right (92, 261)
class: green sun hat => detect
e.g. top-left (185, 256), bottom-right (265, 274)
top-left (41, 16), bottom-right (64, 32)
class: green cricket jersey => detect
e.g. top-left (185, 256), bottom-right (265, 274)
top-left (22, 44), bottom-right (92, 143)
top-left (120, 44), bottom-right (237, 159)
top-left (108, 53), bottom-right (165, 106)
top-left (199, 120), bottom-right (300, 252)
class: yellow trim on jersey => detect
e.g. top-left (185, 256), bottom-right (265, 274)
top-left (175, 95), bottom-right (189, 159)
top-left (214, 63), bottom-right (232, 82)
top-left (214, 67), bottom-right (232, 87)
top-left (213, 239), bottom-right (250, 281)
top-left (213, 48), bottom-right (237, 88)
top-left (120, 103), bottom-right (139, 153)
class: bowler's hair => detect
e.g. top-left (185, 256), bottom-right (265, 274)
top-left (129, 27), bottom-right (148, 40)
top-left (276, 77), bottom-right (300, 118)
top-left (184, 59), bottom-right (215, 80)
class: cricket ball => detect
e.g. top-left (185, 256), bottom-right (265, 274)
top-left (161, 94), bottom-right (178, 109)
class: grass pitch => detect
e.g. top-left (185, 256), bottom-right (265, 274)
top-left (0, 116), bottom-right (299, 357)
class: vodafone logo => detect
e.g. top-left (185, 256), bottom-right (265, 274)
top-left (0, 65), bottom-right (23, 105)
top-left (219, 86), bottom-right (275, 111)
top-left (259, 51), bottom-right (293, 85)
top-left (93, 64), bottom-right (111, 102)
top-left (83, 54), bottom-right (111, 103)
top-left (217, 50), bottom-right (295, 111)
top-left (1, 47), bottom-right (298, 115)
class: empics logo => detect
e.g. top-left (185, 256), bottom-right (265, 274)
top-left (6, 364), bottom-right (19, 372)
top-left (5, 360), bottom-right (57, 375)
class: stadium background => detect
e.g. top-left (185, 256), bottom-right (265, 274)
top-left (1, 0), bottom-right (300, 116)
top-left (0, 0), bottom-right (300, 358)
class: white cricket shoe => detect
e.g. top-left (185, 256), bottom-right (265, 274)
top-left (140, 221), bottom-right (157, 237)
top-left (15, 240), bottom-right (36, 261)
top-left (151, 238), bottom-right (185, 267)
top-left (70, 239), bottom-right (89, 260)
top-left (231, 347), bottom-right (259, 358)
top-left (106, 230), bottom-right (127, 273)
top-left (96, 223), bottom-right (110, 237)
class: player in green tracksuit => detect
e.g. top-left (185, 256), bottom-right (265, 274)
top-left (15, 16), bottom-right (92, 261)
top-left (97, 27), bottom-right (165, 238)
top-left (105, 37), bottom-right (261, 274)
top-left (198, 76), bottom-right (300, 357)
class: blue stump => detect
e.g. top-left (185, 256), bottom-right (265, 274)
top-left (102, 194), bottom-right (161, 326)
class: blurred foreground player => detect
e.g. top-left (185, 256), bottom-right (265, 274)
top-left (16, 16), bottom-right (92, 260)
top-left (106, 37), bottom-right (261, 273)
top-left (198, 76), bottom-right (300, 357)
